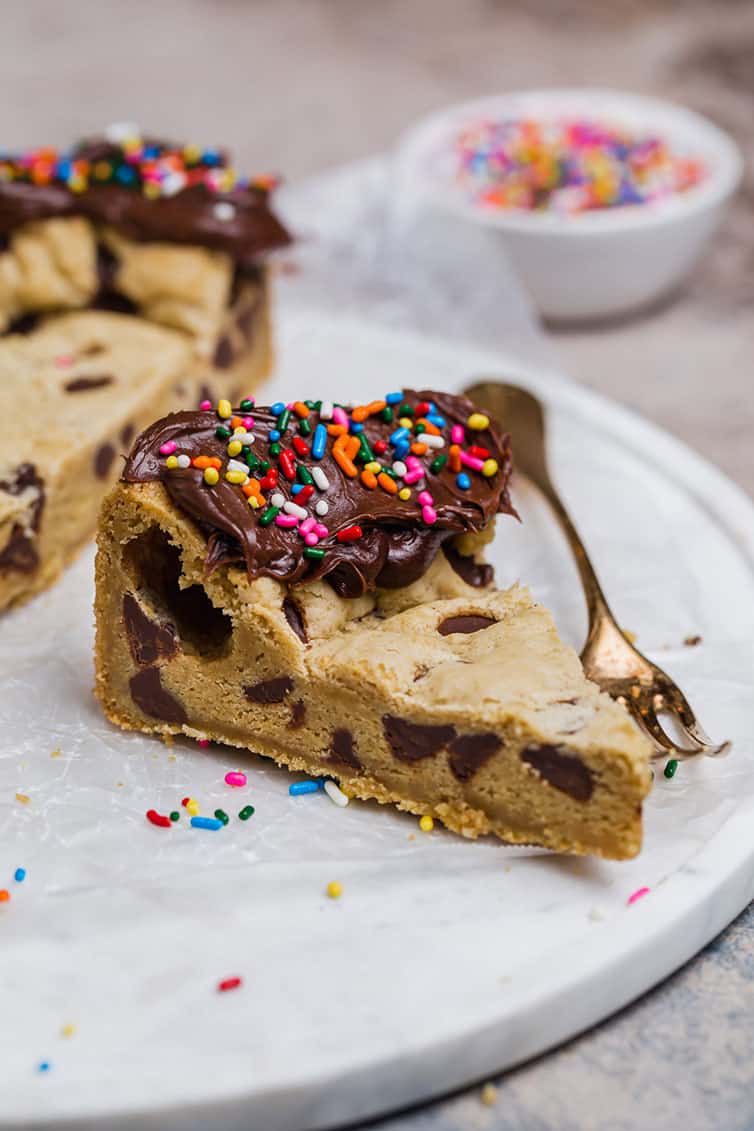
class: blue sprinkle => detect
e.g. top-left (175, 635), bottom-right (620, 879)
top-left (115, 165), bottom-right (136, 185)
top-left (426, 413), bottom-right (445, 428)
top-left (390, 427), bottom-right (410, 446)
top-left (14, 867), bottom-right (25, 883)
top-left (312, 424), bottom-right (327, 460)
top-left (393, 440), bottom-right (410, 461)
top-left (142, 145), bottom-right (160, 159)
top-left (190, 816), bottom-right (223, 831)
top-left (268, 429), bottom-right (281, 442)
top-left (385, 391), bottom-right (403, 405)
top-left (55, 159), bottom-right (72, 180)
top-left (456, 473), bottom-right (471, 490)
top-left (289, 780), bottom-right (324, 796)
top-left (291, 484), bottom-right (303, 495)
top-left (202, 149), bottom-right (221, 166)
top-left (349, 421), bottom-right (364, 434)
top-left (37, 1062), bottom-right (51, 1074)
top-left (270, 401), bottom-right (285, 416)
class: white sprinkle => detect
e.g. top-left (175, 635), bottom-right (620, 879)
top-left (105, 121), bottom-right (140, 143)
top-left (161, 172), bottom-right (186, 197)
top-left (270, 492), bottom-right (286, 508)
top-left (227, 458), bottom-right (248, 475)
top-left (422, 434), bottom-right (445, 449)
top-left (319, 401), bottom-right (334, 421)
top-left (314, 500), bottom-right (329, 516)
top-left (392, 460), bottom-right (407, 477)
top-left (311, 467), bottom-right (329, 491)
top-left (177, 454), bottom-right (191, 469)
top-left (324, 780), bottom-right (349, 808)
top-left (284, 501), bottom-right (308, 520)
top-left (213, 201), bottom-right (237, 222)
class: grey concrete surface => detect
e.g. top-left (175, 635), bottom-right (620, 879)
top-left (2, 3), bottom-right (752, 1129)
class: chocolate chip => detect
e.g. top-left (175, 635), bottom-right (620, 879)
top-left (282, 597), bottom-right (307, 643)
top-left (521, 745), bottom-right (594, 802)
top-left (121, 422), bottom-right (135, 448)
top-left (129, 667), bottom-right (187, 724)
top-left (0, 463), bottom-right (44, 574)
top-left (6, 311), bottom-right (40, 336)
top-left (438, 614), bottom-right (496, 636)
top-left (123, 593), bottom-right (178, 667)
top-left (330, 728), bottom-right (362, 769)
top-left (447, 732), bottom-right (501, 782)
top-left (383, 716), bottom-right (456, 762)
top-left (64, 375), bottom-right (114, 393)
top-left (442, 544), bottom-right (493, 588)
top-left (212, 335), bottom-right (235, 369)
top-left (290, 700), bottom-right (306, 728)
top-left (244, 676), bottom-right (294, 704)
top-left (94, 442), bottom-right (115, 479)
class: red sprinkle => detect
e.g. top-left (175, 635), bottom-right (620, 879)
top-left (468, 445), bottom-right (490, 459)
top-left (292, 436), bottom-right (310, 457)
top-left (218, 976), bottom-right (243, 993)
top-left (146, 809), bottom-right (172, 828)
top-left (278, 450), bottom-right (296, 481)
top-left (181, 797), bottom-right (190, 807)
top-left (415, 401), bottom-right (431, 417)
top-left (337, 525), bottom-right (363, 543)
top-left (373, 440), bottom-right (388, 455)
top-left (296, 485), bottom-right (314, 504)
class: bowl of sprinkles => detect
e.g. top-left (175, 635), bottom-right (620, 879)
top-left (396, 89), bottom-right (742, 320)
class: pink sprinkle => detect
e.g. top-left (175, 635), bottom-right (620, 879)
top-left (314, 523), bottom-right (329, 538)
top-left (417, 490), bottom-right (433, 506)
top-left (404, 468), bottom-right (425, 485)
top-left (422, 505), bottom-right (437, 525)
top-left (225, 771), bottom-right (247, 788)
top-left (299, 517), bottom-right (316, 535)
top-left (451, 424), bottom-right (465, 444)
top-left (198, 739), bottom-right (210, 748)
top-left (159, 440), bottom-right (177, 456)
top-left (275, 513), bottom-right (299, 528)
top-left (305, 533), bottom-right (319, 547)
top-left (199, 399), bottom-right (212, 411)
top-left (332, 406), bottom-right (349, 428)
top-left (242, 416), bottom-right (254, 429)
top-left (460, 452), bottom-right (485, 472)
top-left (55, 354), bottom-right (75, 369)
top-left (627, 886), bottom-right (650, 906)
top-left (406, 456), bottom-right (422, 469)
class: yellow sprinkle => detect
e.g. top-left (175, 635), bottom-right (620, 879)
top-left (399, 417), bottom-right (413, 429)
top-left (217, 399), bottom-right (232, 419)
top-left (227, 440), bottom-right (242, 457)
top-left (326, 881), bottom-right (342, 900)
top-left (482, 459), bottom-right (498, 478)
top-left (398, 487), bottom-right (411, 501)
top-left (15, 793), bottom-right (29, 805)
top-left (468, 413), bottom-right (490, 431)
top-left (203, 467), bottom-right (219, 486)
top-left (480, 1082), bottom-right (498, 1107)
top-left (225, 470), bottom-right (247, 485)
top-left (61, 1023), bottom-right (76, 1039)
top-left (186, 799), bottom-right (200, 816)
top-left (419, 815), bottom-right (434, 833)
top-left (165, 455), bottom-right (179, 469)
top-left (143, 182), bottom-right (161, 199)
top-left (183, 143), bottom-right (202, 163)
top-left (50, 749), bottom-right (61, 759)
top-left (247, 495), bottom-right (260, 509)
top-left (364, 461), bottom-right (381, 474)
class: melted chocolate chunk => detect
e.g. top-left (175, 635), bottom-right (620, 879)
top-left (94, 442), bottom-right (116, 479)
top-left (383, 716), bottom-right (457, 763)
top-left (123, 391), bottom-right (515, 597)
top-left (244, 676), bottom-right (294, 704)
top-left (442, 544), bottom-right (494, 588)
top-left (521, 745), bottom-right (594, 802)
top-left (330, 728), bottom-right (362, 769)
top-left (447, 733), bottom-right (501, 782)
top-left (290, 699), bottom-right (306, 728)
top-left (6, 311), bottom-right (40, 336)
top-left (122, 593), bottom-right (178, 667)
top-left (438, 614), bottom-right (497, 636)
top-left (64, 375), bottom-right (114, 393)
top-left (282, 597), bottom-right (307, 643)
top-left (129, 667), bottom-right (187, 724)
top-left (213, 335), bottom-right (235, 370)
top-left (0, 463), bottom-right (44, 573)
top-left (121, 422), bottom-right (135, 448)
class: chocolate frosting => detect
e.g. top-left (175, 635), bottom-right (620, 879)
top-left (0, 137), bottom-right (290, 268)
top-left (123, 389), bottom-right (515, 598)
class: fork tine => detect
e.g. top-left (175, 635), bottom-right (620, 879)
top-left (632, 703), bottom-right (710, 759)
top-left (664, 692), bottom-right (732, 754)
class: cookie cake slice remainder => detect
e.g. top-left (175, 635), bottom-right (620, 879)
top-left (94, 389), bottom-right (652, 859)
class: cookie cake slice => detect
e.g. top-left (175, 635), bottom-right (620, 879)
top-left (94, 390), bottom-right (652, 859)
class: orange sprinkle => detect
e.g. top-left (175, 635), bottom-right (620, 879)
top-left (333, 433), bottom-right (349, 453)
top-left (293, 401), bottom-right (310, 419)
top-left (416, 419), bottom-right (441, 436)
top-left (345, 435), bottom-right (360, 459)
top-left (333, 449), bottom-right (358, 478)
top-left (410, 442), bottom-right (428, 456)
top-left (327, 424), bottom-right (347, 437)
top-left (209, 457), bottom-right (222, 469)
top-left (192, 455), bottom-right (212, 469)
top-left (360, 470), bottom-right (377, 489)
top-left (378, 472), bottom-right (399, 495)
top-left (230, 415), bottom-right (244, 430)
top-left (0, 890), bottom-right (9, 903)
top-left (448, 444), bottom-right (462, 472)
top-left (352, 400), bottom-right (386, 422)
top-left (242, 479), bottom-right (261, 498)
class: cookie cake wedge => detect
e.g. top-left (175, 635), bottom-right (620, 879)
top-left (94, 389), bottom-right (652, 859)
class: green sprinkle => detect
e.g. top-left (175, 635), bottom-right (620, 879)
top-left (380, 406), bottom-right (394, 423)
top-left (215, 426), bottom-right (232, 440)
top-left (269, 442), bottom-right (281, 457)
top-left (258, 460), bottom-right (271, 474)
top-left (382, 467), bottom-right (398, 479)
top-left (357, 434), bottom-right (374, 464)
top-left (214, 808), bottom-right (230, 825)
top-left (415, 422), bottom-right (426, 435)
top-left (304, 400), bottom-right (318, 410)
top-left (240, 399), bottom-right (254, 412)
top-left (238, 805), bottom-right (255, 821)
top-left (663, 758), bottom-right (679, 779)
top-left (299, 418), bottom-right (312, 437)
top-left (245, 451), bottom-right (260, 471)
top-left (297, 465), bottom-right (314, 486)
top-left (259, 506), bottom-right (280, 526)
top-left (430, 454), bottom-right (448, 474)
top-left (398, 404), bottom-right (414, 417)
top-left (304, 547), bottom-right (326, 561)
top-left (276, 408), bottom-right (291, 435)
top-left (170, 811), bottom-right (180, 822)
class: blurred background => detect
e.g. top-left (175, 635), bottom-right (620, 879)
top-left (4, 0), bottom-right (752, 492)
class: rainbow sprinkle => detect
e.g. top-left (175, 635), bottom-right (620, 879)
top-left (454, 118), bottom-right (705, 214)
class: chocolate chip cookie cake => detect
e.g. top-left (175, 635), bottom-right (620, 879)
top-left (0, 125), bottom-right (289, 610)
top-left (94, 389), bottom-right (652, 858)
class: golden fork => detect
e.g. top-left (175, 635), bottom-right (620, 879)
top-left (464, 379), bottom-right (731, 761)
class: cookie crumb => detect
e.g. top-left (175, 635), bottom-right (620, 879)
top-left (480, 1082), bottom-right (498, 1107)
top-left (684, 634), bottom-right (702, 647)
top-left (60, 1023), bottom-right (76, 1039)
top-left (15, 792), bottom-right (30, 805)
top-left (622, 628), bottom-right (637, 644)
top-left (588, 907), bottom-right (605, 921)
top-left (50, 748), bottom-right (62, 759)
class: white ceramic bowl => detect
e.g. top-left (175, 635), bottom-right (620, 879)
top-left (395, 89), bottom-right (743, 321)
